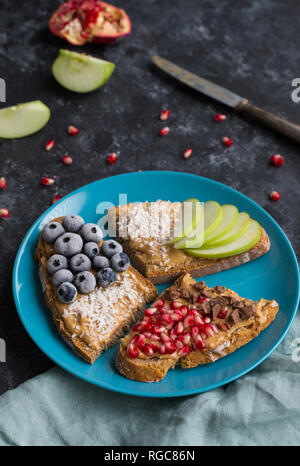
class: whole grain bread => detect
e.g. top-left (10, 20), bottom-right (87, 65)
top-left (115, 273), bottom-right (279, 382)
top-left (35, 217), bottom-right (158, 364)
top-left (108, 203), bottom-right (270, 284)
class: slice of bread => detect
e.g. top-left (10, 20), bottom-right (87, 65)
top-left (115, 273), bottom-right (279, 382)
top-left (35, 217), bottom-right (158, 364)
top-left (108, 202), bottom-right (270, 284)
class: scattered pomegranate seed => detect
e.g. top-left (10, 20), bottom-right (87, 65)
top-left (159, 126), bottom-right (170, 136)
top-left (270, 154), bottom-right (284, 167)
top-left (61, 155), bottom-right (73, 165)
top-left (52, 193), bottom-right (62, 204)
top-left (127, 345), bottom-right (138, 358)
top-left (182, 148), bottom-right (193, 159)
top-left (155, 299), bottom-right (164, 308)
top-left (45, 139), bottom-right (55, 151)
top-left (160, 109), bottom-right (170, 121)
top-left (270, 190), bottom-right (280, 201)
top-left (179, 345), bottom-right (191, 356)
top-left (0, 177), bottom-right (7, 189)
top-left (68, 125), bottom-right (79, 136)
top-left (170, 301), bottom-right (180, 310)
top-left (144, 308), bottom-right (157, 316)
top-left (222, 136), bottom-right (232, 147)
top-left (165, 341), bottom-right (176, 354)
top-left (107, 153), bottom-right (118, 164)
top-left (218, 309), bottom-right (227, 319)
top-left (0, 208), bottom-right (10, 218)
top-left (143, 344), bottom-right (154, 356)
top-left (197, 296), bottom-right (207, 303)
top-left (215, 113), bottom-right (227, 122)
top-left (41, 177), bottom-right (55, 186)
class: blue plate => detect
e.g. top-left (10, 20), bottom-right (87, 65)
top-left (13, 171), bottom-right (299, 397)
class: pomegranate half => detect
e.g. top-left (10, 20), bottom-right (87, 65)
top-left (49, 0), bottom-right (132, 45)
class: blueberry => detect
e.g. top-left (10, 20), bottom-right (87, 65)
top-left (101, 239), bottom-right (123, 259)
top-left (96, 267), bottom-right (117, 287)
top-left (74, 271), bottom-right (96, 294)
top-left (57, 282), bottom-right (77, 304)
top-left (52, 269), bottom-right (74, 287)
top-left (62, 215), bottom-right (84, 233)
top-left (83, 242), bottom-right (100, 259)
top-left (70, 253), bottom-right (91, 273)
top-left (55, 232), bottom-right (83, 257)
top-left (93, 255), bottom-right (110, 271)
top-left (47, 254), bottom-right (68, 275)
top-left (80, 223), bottom-right (103, 243)
top-left (110, 252), bottom-right (130, 273)
top-left (42, 221), bottom-right (65, 243)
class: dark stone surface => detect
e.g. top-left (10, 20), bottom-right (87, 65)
top-left (0, 0), bottom-right (299, 395)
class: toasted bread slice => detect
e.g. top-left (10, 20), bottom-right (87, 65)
top-left (115, 273), bottom-right (279, 382)
top-left (35, 217), bottom-right (158, 364)
top-left (107, 202), bottom-right (270, 284)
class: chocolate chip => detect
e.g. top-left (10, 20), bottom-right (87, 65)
top-left (214, 285), bottom-right (226, 294)
top-left (212, 304), bottom-right (221, 319)
top-left (194, 281), bottom-right (206, 290)
top-left (181, 289), bottom-right (191, 299)
top-left (240, 304), bottom-right (256, 320)
top-left (229, 309), bottom-right (242, 325)
top-left (168, 290), bottom-right (181, 300)
top-left (202, 301), bottom-right (211, 314)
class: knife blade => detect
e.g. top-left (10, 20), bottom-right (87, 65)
top-left (152, 55), bottom-right (300, 145)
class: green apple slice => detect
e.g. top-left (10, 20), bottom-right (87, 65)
top-left (185, 220), bottom-right (261, 258)
top-left (52, 49), bottom-right (115, 93)
top-left (175, 201), bottom-right (223, 249)
top-left (169, 198), bottom-right (202, 244)
top-left (0, 101), bottom-right (50, 139)
top-left (203, 204), bottom-right (238, 246)
top-left (203, 212), bottom-right (250, 248)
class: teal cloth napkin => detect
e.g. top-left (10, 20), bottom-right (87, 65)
top-left (0, 313), bottom-right (299, 446)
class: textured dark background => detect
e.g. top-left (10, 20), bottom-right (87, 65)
top-left (0, 0), bottom-right (299, 396)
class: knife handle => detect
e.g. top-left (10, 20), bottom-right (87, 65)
top-left (237, 99), bottom-right (300, 144)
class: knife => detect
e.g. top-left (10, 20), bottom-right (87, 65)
top-left (153, 55), bottom-right (300, 144)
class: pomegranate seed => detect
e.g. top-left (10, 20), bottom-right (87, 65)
top-left (194, 335), bottom-right (206, 350)
top-left (170, 301), bottom-right (180, 310)
top-left (204, 316), bottom-right (211, 323)
top-left (200, 331), bottom-right (207, 340)
top-left (270, 154), bottom-right (284, 167)
top-left (61, 155), bottom-right (73, 165)
top-left (183, 315), bottom-right (194, 328)
top-left (188, 309), bottom-right (198, 317)
top-left (198, 296), bottom-right (207, 303)
top-left (270, 190), bottom-right (280, 201)
top-left (175, 339), bottom-right (184, 350)
top-left (150, 334), bottom-right (160, 341)
top-left (179, 305), bottom-right (188, 313)
top-left (143, 331), bottom-right (152, 338)
top-left (183, 333), bottom-right (191, 345)
top-left (130, 335), bottom-right (139, 346)
top-left (160, 333), bottom-right (171, 343)
top-left (218, 309), bottom-right (227, 319)
top-left (155, 299), bottom-right (164, 308)
top-left (107, 153), bottom-right (118, 164)
top-left (165, 341), bottom-right (176, 354)
top-left (45, 139), bottom-right (55, 151)
top-left (153, 325), bottom-right (165, 334)
top-left (169, 328), bottom-right (177, 341)
top-left (215, 113), bottom-right (226, 122)
top-left (159, 126), bottom-right (170, 136)
top-left (127, 345), bottom-right (139, 358)
top-left (52, 193), bottom-right (62, 204)
top-left (159, 313), bottom-right (173, 325)
top-left (136, 334), bottom-right (146, 350)
top-left (179, 345), bottom-right (191, 356)
top-left (160, 109), bottom-right (170, 121)
top-left (191, 326), bottom-right (199, 338)
top-left (144, 308), bottom-right (157, 316)
top-left (159, 344), bottom-right (166, 354)
top-left (143, 344), bottom-right (154, 356)
top-left (0, 208), bottom-right (10, 218)
top-left (150, 342), bottom-right (159, 352)
top-left (212, 324), bottom-right (219, 333)
top-left (170, 313), bottom-right (182, 322)
top-left (204, 323), bottom-right (215, 337)
top-left (0, 177), bottom-right (7, 189)
top-left (222, 136), bottom-right (232, 147)
top-left (68, 125), bottom-right (79, 136)
top-left (194, 315), bottom-right (205, 326)
top-left (41, 177), bottom-right (55, 186)
top-left (174, 322), bottom-right (184, 334)
top-left (182, 148), bottom-right (193, 159)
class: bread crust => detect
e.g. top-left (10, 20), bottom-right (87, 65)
top-left (36, 218), bottom-right (158, 364)
top-left (110, 204), bottom-right (270, 284)
top-left (115, 273), bottom-right (279, 382)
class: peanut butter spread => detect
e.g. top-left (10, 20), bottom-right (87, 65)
top-left (36, 219), bottom-right (154, 352)
top-left (109, 201), bottom-right (203, 273)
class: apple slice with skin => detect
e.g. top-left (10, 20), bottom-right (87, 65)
top-left (203, 204), bottom-right (238, 246)
top-left (185, 220), bottom-right (261, 258)
top-left (52, 49), bottom-right (115, 93)
top-left (169, 198), bottom-right (201, 244)
top-left (175, 201), bottom-right (223, 249)
top-left (203, 212), bottom-right (250, 248)
top-left (0, 101), bottom-right (50, 139)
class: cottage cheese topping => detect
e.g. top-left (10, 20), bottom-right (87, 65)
top-left (63, 271), bottom-right (146, 350)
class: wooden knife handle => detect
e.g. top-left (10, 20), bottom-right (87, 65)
top-left (237, 99), bottom-right (300, 144)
